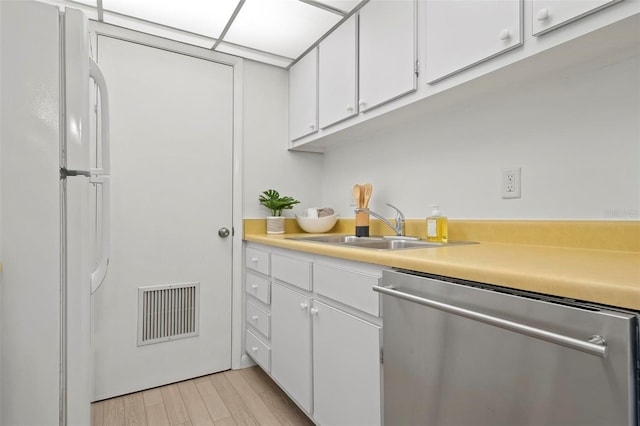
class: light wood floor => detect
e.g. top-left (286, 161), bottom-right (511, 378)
top-left (91, 366), bottom-right (314, 426)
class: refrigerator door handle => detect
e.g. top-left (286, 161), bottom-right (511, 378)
top-left (89, 58), bottom-right (110, 174)
top-left (89, 58), bottom-right (111, 293)
top-left (90, 175), bottom-right (110, 293)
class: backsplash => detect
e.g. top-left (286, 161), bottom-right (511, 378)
top-left (320, 54), bottom-right (639, 221)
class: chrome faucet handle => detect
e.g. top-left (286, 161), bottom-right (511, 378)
top-left (385, 203), bottom-right (405, 235)
top-left (385, 203), bottom-right (405, 221)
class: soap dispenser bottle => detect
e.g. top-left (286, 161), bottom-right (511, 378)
top-left (426, 205), bottom-right (448, 243)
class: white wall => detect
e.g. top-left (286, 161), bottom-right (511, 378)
top-left (242, 60), bottom-right (324, 218)
top-left (320, 53), bottom-right (640, 220)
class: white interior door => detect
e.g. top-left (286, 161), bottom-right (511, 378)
top-left (92, 35), bottom-right (234, 400)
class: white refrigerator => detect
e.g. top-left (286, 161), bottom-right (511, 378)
top-left (1, 2), bottom-right (110, 425)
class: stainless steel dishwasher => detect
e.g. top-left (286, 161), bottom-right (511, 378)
top-left (375, 269), bottom-right (639, 426)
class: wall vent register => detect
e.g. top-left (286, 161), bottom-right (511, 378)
top-left (138, 282), bottom-right (200, 345)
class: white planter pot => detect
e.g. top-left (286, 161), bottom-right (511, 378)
top-left (266, 216), bottom-right (285, 234)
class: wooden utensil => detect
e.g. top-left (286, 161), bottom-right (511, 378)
top-left (363, 184), bottom-right (372, 208)
top-left (355, 183), bottom-right (370, 236)
top-left (353, 184), bottom-right (362, 208)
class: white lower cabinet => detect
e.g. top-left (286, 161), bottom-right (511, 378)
top-left (244, 243), bottom-right (383, 425)
top-left (270, 282), bottom-right (313, 413)
top-left (312, 300), bottom-right (381, 426)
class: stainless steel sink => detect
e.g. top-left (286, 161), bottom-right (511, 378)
top-left (287, 235), bottom-right (477, 250)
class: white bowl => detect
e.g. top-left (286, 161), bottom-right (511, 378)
top-left (295, 214), bottom-right (338, 233)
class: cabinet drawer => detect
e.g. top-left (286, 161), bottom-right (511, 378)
top-left (246, 271), bottom-right (271, 304)
top-left (246, 247), bottom-right (270, 276)
top-left (272, 253), bottom-right (312, 291)
top-left (246, 300), bottom-right (271, 338)
top-left (314, 264), bottom-right (380, 317)
top-left (246, 330), bottom-right (271, 373)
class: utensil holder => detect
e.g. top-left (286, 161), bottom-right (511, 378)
top-left (355, 212), bottom-right (369, 237)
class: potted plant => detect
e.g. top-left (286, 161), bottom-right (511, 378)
top-left (259, 189), bottom-right (301, 234)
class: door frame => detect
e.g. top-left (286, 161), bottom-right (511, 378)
top-left (89, 21), bottom-right (245, 370)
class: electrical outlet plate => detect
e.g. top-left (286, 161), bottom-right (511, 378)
top-left (502, 167), bottom-right (521, 199)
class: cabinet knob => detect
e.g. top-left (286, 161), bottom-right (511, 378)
top-left (251, 346), bottom-right (258, 352)
top-left (310, 307), bottom-right (319, 316)
top-left (251, 284), bottom-right (258, 290)
top-left (358, 99), bottom-right (366, 109)
top-left (308, 122), bottom-right (315, 130)
top-left (536, 8), bottom-right (549, 21)
top-left (346, 105), bottom-right (354, 112)
top-left (498, 28), bottom-right (511, 40)
top-left (251, 256), bottom-right (258, 263)
top-left (252, 315), bottom-right (259, 321)
top-left (300, 302), bottom-right (309, 310)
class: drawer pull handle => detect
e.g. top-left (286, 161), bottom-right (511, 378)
top-left (251, 284), bottom-right (258, 290)
top-left (251, 346), bottom-right (258, 352)
top-left (252, 315), bottom-right (259, 321)
top-left (251, 256), bottom-right (259, 263)
top-left (536, 8), bottom-right (549, 21)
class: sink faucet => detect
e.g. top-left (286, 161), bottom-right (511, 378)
top-left (355, 203), bottom-right (406, 236)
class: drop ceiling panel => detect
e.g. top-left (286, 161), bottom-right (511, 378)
top-left (102, 12), bottom-right (217, 49)
top-left (100, 0), bottom-right (238, 39)
top-left (224, 0), bottom-right (341, 59)
top-left (70, 0), bottom-right (97, 6)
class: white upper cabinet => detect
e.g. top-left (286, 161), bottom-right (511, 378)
top-left (532, 0), bottom-right (622, 35)
top-left (289, 47), bottom-right (318, 141)
top-left (425, 0), bottom-right (523, 84)
top-left (358, 0), bottom-right (417, 112)
top-left (318, 15), bottom-right (358, 129)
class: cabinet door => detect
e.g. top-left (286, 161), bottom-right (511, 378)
top-left (289, 48), bottom-right (318, 141)
top-left (319, 15), bottom-right (358, 129)
top-left (312, 300), bottom-right (382, 426)
top-left (532, 0), bottom-right (622, 35)
top-left (359, 0), bottom-right (417, 112)
top-left (270, 283), bottom-right (313, 413)
top-left (425, 0), bottom-right (523, 83)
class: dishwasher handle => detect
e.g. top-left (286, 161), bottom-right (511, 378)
top-left (374, 284), bottom-right (608, 359)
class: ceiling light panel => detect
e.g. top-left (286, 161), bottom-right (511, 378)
top-left (313, 0), bottom-right (363, 13)
top-left (101, 0), bottom-right (239, 39)
top-left (223, 0), bottom-right (341, 59)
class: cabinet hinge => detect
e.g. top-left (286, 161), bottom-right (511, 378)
top-left (415, 60), bottom-right (420, 78)
top-left (380, 347), bottom-right (384, 364)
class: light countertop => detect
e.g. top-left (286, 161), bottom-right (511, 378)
top-left (244, 219), bottom-right (640, 311)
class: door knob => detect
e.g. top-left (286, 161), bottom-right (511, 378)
top-left (218, 227), bottom-right (230, 238)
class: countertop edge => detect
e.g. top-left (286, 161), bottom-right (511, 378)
top-left (244, 233), bottom-right (640, 311)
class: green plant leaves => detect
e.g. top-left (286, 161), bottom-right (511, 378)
top-left (259, 189), bottom-right (301, 216)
